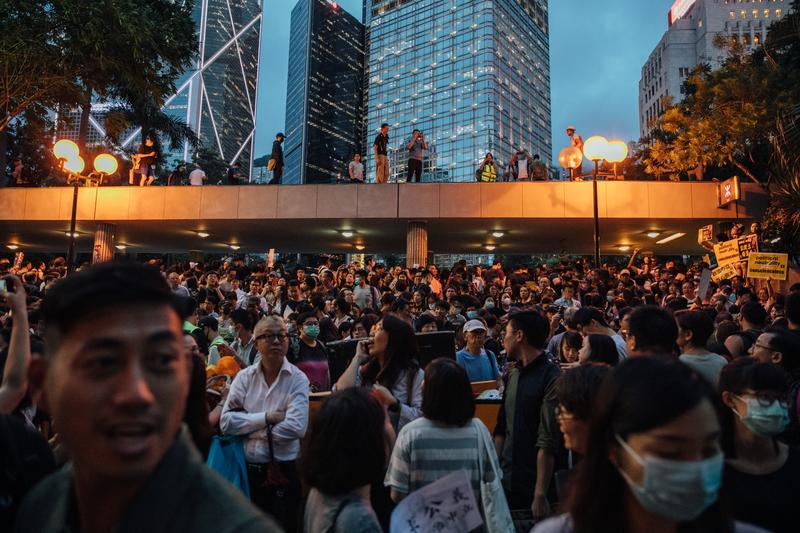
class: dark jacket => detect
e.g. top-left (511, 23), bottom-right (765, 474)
top-left (14, 430), bottom-right (281, 533)
top-left (270, 140), bottom-right (284, 168)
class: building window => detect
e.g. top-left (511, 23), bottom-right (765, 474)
top-left (754, 34), bottom-right (761, 45)
top-left (743, 34), bottom-right (751, 45)
top-left (729, 11), bottom-right (736, 19)
top-left (776, 9), bottom-right (782, 17)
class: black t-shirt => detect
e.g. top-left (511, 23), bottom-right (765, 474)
top-left (137, 144), bottom-right (158, 165)
top-left (723, 448), bottom-right (800, 533)
top-left (373, 133), bottom-right (388, 156)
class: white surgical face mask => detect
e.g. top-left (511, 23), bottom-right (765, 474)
top-left (615, 434), bottom-right (723, 522)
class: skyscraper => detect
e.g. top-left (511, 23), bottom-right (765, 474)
top-left (284, 0), bottom-right (366, 184)
top-left (74, 0), bottom-right (263, 180)
top-left (639, 0), bottom-right (787, 139)
top-left (363, 0), bottom-right (551, 183)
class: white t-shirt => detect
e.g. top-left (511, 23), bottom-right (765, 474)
top-left (518, 158), bottom-right (529, 180)
top-left (349, 161), bottom-right (364, 181)
top-left (189, 169), bottom-right (206, 185)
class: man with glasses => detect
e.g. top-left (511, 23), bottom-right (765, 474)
top-left (456, 319), bottom-right (502, 388)
top-left (221, 315), bottom-right (309, 532)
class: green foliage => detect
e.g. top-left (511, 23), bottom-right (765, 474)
top-left (192, 146), bottom-right (228, 184)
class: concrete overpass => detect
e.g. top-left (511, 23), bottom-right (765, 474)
top-left (0, 182), bottom-right (767, 261)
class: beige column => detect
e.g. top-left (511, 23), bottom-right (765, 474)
top-left (406, 221), bottom-right (428, 268)
top-left (92, 223), bottom-right (116, 264)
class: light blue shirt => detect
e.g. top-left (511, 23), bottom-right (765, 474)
top-left (456, 348), bottom-right (500, 383)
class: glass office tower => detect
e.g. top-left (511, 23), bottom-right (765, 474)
top-left (284, 0), bottom-right (366, 184)
top-left (120, 0), bottom-right (262, 179)
top-left (364, 0), bottom-right (551, 183)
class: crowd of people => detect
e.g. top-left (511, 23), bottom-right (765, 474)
top-left (1, 250), bottom-right (799, 532)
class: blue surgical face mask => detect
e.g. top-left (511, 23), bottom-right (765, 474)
top-left (467, 310), bottom-right (479, 319)
top-left (303, 324), bottom-right (320, 339)
top-left (615, 434), bottom-right (723, 522)
top-left (733, 395), bottom-right (790, 437)
top-left (485, 301), bottom-right (495, 309)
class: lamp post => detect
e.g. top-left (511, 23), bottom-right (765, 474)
top-left (605, 140), bottom-right (629, 180)
top-left (52, 140), bottom-right (118, 274)
top-left (583, 136), bottom-right (610, 267)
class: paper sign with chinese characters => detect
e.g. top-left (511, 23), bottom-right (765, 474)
top-left (390, 470), bottom-right (482, 533)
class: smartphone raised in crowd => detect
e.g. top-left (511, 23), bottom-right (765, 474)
top-left (0, 279), bottom-right (6, 292)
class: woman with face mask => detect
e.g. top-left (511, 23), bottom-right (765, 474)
top-left (290, 311), bottom-right (331, 392)
top-left (534, 358), bottom-right (761, 533)
top-left (719, 358), bottom-right (799, 533)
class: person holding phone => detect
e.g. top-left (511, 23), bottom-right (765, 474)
top-left (406, 129), bottom-right (427, 183)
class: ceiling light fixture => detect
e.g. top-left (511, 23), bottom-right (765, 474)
top-left (196, 231), bottom-right (210, 238)
top-left (341, 230), bottom-right (355, 238)
top-left (492, 231), bottom-right (505, 238)
top-left (354, 244), bottom-right (365, 251)
top-left (64, 231), bottom-right (79, 238)
top-left (229, 244), bottom-right (241, 250)
top-left (485, 244), bottom-right (496, 251)
top-left (618, 245), bottom-right (631, 252)
top-left (115, 244), bottom-right (127, 250)
top-left (646, 231), bottom-right (661, 239)
top-left (6, 244), bottom-right (19, 250)
top-left (656, 232), bottom-right (687, 245)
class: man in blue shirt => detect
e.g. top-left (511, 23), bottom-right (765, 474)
top-left (456, 319), bottom-right (502, 389)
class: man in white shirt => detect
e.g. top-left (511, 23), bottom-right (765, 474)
top-left (236, 277), bottom-right (269, 313)
top-left (221, 315), bottom-right (309, 532)
top-left (348, 153), bottom-right (364, 183)
top-left (189, 166), bottom-right (207, 186)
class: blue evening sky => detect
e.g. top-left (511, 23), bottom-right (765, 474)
top-left (254, 0), bottom-right (676, 163)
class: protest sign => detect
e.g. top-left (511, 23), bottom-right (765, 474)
top-left (747, 253), bottom-right (789, 281)
top-left (390, 470), bottom-right (482, 533)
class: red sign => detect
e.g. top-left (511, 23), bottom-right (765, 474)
top-left (718, 176), bottom-right (741, 207)
top-left (669, 0), bottom-right (696, 26)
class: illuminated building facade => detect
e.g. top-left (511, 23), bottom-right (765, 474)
top-left (284, 0), bottom-right (366, 184)
top-left (363, 0), bottom-right (551, 183)
top-left (639, 0), bottom-right (787, 139)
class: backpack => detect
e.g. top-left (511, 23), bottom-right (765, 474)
top-left (730, 329), bottom-right (760, 356)
top-left (781, 380), bottom-right (800, 448)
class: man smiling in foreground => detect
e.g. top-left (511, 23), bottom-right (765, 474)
top-left (14, 262), bottom-right (279, 533)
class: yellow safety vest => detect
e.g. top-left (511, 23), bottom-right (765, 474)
top-left (480, 162), bottom-right (497, 182)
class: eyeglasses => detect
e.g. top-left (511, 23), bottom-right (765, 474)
top-left (256, 333), bottom-right (288, 343)
top-left (752, 342), bottom-right (773, 352)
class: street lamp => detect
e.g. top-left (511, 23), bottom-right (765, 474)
top-left (605, 140), bottom-right (629, 180)
top-left (52, 139), bottom-right (119, 273)
top-left (583, 136), bottom-right (609, 267)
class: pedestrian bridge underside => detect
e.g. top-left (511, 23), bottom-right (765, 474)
top-left (0, 182), bottom-right (766, 255)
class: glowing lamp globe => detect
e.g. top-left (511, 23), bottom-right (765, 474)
top-left (558, 146), bottom-right (583, 170)
top-left (605, 140), bottom-right (629, 163)
top-left (583, 136), bottom-right (609, 162)
top-left (53, 139), bottom-right (79, 160)
top-left (63, 156), bottom-right (85, 174)
top-left (94, 154), bottom-right (118, 175)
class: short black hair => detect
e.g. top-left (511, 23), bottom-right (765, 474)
top-left (381, 123), bottom-right (389, 129)
top-left (299, 388), bottom-right (388, 495)
top-left (508, 311), bottom-right (549, 349)
top-left (784, 291), bottom-right (800, 325)
top-left (573, 307), bottom-right (608, 328)
top-left (415, 313), bottom-right (439, 332)
top-left (628, 306), bottom-right (678, 356)
top-left (42, 262), bottom-right (183, 353)
top-left (585, 334), bottom-right (620, 366)
top-left (556, 363), bottom-right (612, 420)
top-left (675, 310), bottom-right (714, 349)
top-left (229, 308), bottom-right (253, 331)
top-left (422, 358), bottom-right (475, 426)
top-left (296, 311), bottom-right (318, 326)
top-left (740, 301), bottom-right (768, 328)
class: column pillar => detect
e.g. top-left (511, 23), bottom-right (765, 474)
top-left (406, 221), bottom-right (428, 268)
top-left (92, 223), bottom-right (116, 264)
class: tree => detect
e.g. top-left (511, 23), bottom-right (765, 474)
top-left (50, 0), bottom-right (198, 152)
top-left (644, 41), bottom-right (773, 184)
top-left (192, 146), bottom-right (228, 184)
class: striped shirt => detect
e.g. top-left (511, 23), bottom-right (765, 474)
top-left (385, 417), bottom-right (495, 498)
